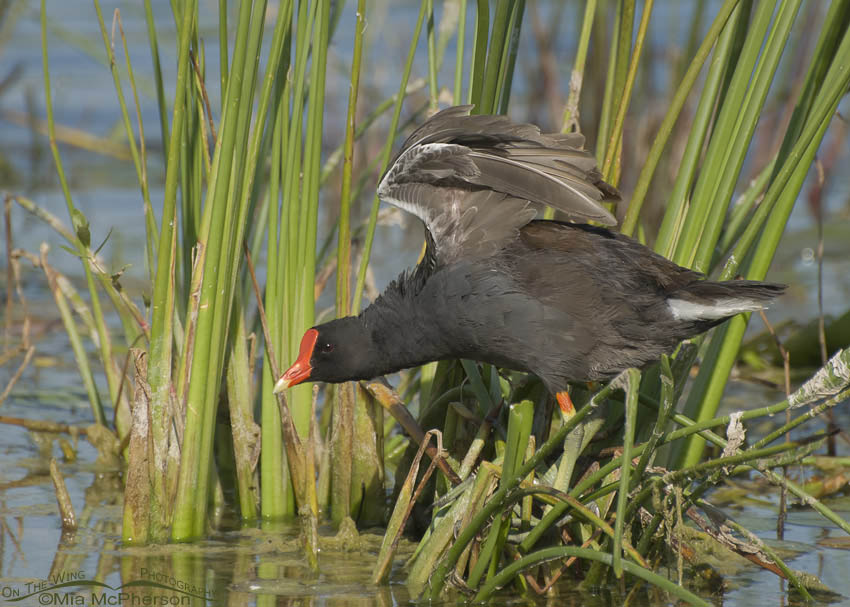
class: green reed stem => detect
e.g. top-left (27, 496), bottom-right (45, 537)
top-left (678, 15), bottom-right (850, 466)
top-left (601, 0), bottom-right (652, 180)
top-left (561, 0), bottom-right (596, 133)
top-left (330, 0), bottom-right (366, 524)
top-left (613, 369), bottom-right (640, 578)
top-left (429, 381), bottom-right (618, 598)
top-left (41, 0), bottom-right (125, 446)
top-left (426, 0), bottom-right (438, 110)
top-left (92, 2), bottom-right (157, 283)
top-left (475, 547), bottom-right (710, 605)
top-left (624, 0), bottom-right (740, 239)
top-left (468, 0), bottom-right (489, 106)
top-left (144, 0), bottom-right (170, 169)
top-left (172, 0), bottom-right (254, 540)
top-left (496, 0), bottom-right (524, 115)
top-left (453, 0), bottom-right (467, 104)
top-left (477, 0), bottom-right (508, 113)
top-left (351, 0), bottom-right (426, 314)
top-left (596, 0), bottom-right (633, 171)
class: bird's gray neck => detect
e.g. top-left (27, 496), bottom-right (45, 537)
top-left (358, 279), bottom-right (455, 375)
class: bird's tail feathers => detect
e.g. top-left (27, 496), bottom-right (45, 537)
top-left (667, 280), bottom-right (786, 322)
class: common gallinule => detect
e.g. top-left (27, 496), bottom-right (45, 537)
top-left (274, 106), bottom-right (784, 414)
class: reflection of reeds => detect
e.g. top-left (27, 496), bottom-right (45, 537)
top-left (4, 0), bottom-right (846, 601)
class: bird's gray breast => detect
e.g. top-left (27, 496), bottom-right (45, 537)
top-left (416, 259), bottom-right (586, 378)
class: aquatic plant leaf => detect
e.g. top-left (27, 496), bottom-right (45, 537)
top-left (71, 208), bottom-right (90, 247)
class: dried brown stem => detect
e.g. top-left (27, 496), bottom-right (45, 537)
top-left (758, 309), bottom-right (792, 538)
top-left (122, 349), bottom-right (151, 543)
top-left (0, 347), bottom-right (34, 407)
top-left (190, 49), bottom-right (218, 145)
top-left (49, 458), bottom-right (77, 532)
top-left (4, 194), bottom-right (13, 341)
top-left (362, 378), bottom-right (461, 486)
top-left (0, 414), bottom-right (85, 435)
top-left (372, 429), bottom-right (443, 583)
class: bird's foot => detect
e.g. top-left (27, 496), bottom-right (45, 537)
top-left (556, 390), bottom-right (575, 417)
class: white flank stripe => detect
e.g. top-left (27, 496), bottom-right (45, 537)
top-left (668, 298), bottom-right (766, 320)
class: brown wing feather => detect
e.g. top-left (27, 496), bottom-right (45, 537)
top-left (378, 105), bottom-right (619, 265)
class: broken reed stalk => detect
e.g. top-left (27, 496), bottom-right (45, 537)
top-left (363, 379), bottom-right (461, 486)
top-left (49, 458), bottom-right (77, 532)
top-left (123, 349), bottom-right (151, 543)
top-left (372, 429), bottom-right (444, 584)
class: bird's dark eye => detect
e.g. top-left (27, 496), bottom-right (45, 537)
top-left (320, 342), bottom-right (334, 354)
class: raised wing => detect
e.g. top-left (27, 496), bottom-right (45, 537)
top-left (377, 106), bottom-right (618, 264)
top-left (383, 183), bottom-right (536, 265)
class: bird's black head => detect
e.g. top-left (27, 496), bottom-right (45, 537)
top-left (274, 317), bottom-right (377, 391)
